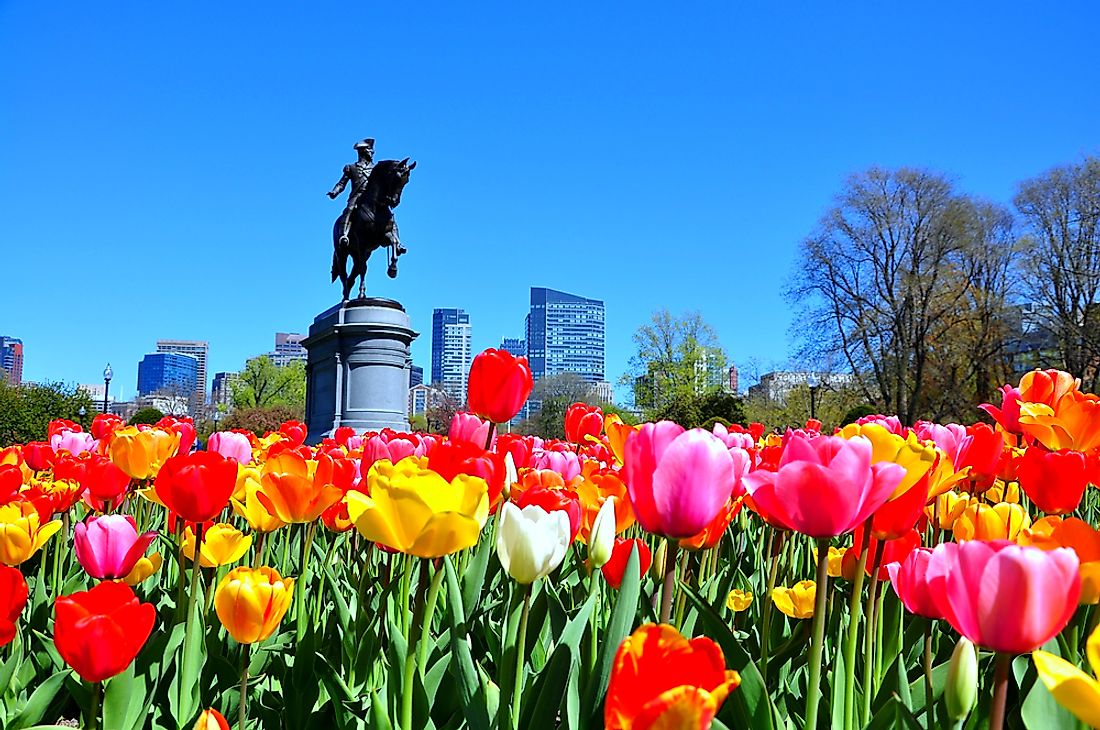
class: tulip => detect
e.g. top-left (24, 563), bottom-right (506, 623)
top-left (743, 433), bottom-right (905, 538)
top-left (258, 452), bottom-right (350, 524)
top-left (207, 431), bottom-right (253, 465)
top-left (951, 501), bottom-right (1030, 541)
top-left (466, 348), bottom-right (534, 424)
top-left (925, 490), bottom-right (969, 531)
top-left (347, 456), bottom-right (489, 558)
top-left (604, 414), bottom-right (639, 466)
top-left (278, 420), bottom-right (308, 447)
top-left (0, 464), bottom-right (21, 503)
top-left (838, 423), bottom-right (937, 499)
top-left (448, 412), bottom-right (493, 449)
top-left (91, 413), bottom-right (125, 441)
top-left (54, 581), bottom-right (155, 682)
top-left (231, 479), bottom-right (287, 534)
top-left (587, 497), bottom-right (617, 568)
top-left (564, 402), bottom-right (604, 444)
top-left (1, 564), bottom-right (28, 646)
top-left (1033, 623), bottom-right (1100, 728)
top-left (946, 638), bottom-right (978, 723)
top-left (109, 426), bottom-right (180, 479)
top-left (574, 467), bottom-right (634, 543)
top-left (1019, 516), bottom-right (1100, 604)
top-left (813, 546), bottom-right (849, 579)
top-left (123, 552), bottom-right (163, 586)
top-left (623, 422), bottom-right (736, 538)
top-left (531, 448), bottom-right (582, 481)
top-left (73, 515), bottom-right (157, 580)
top-left (51, 428), bottom-right (97, 457)
top-left (1018, 389), bottom-right (1100, 453)
top-left (496, 503), bottom-right (570, 584)
top-left (771, 581), bottom-right (816, 619)
top-left (193, 709), bottom-right (230, 730)
top-left (155, 451), bottom-right (238, 523)
top-left (886, 547), bottom-right (943, 619)
top-left (0, 501), bottom-right (62, 565)
top-left (727, 589), bottom-right (753, 613)
top-left (604, 623), bottom-right (740, 730)
top-left (426, 440), bottom-right (505, 510)
top-left (213, 566), bottom-right (294, 644)
top-left (79, 454), bottom-right (131, 507)
top-left (21, 442), bottom-right (55, 472)
top-left (512, 484), bottom-right (582, 542)
top-left (980, 384), bottom-right (1024, 434)
top-left (182, 523), bottom-right (253, 568)
top-left (927, 540), bottom-right (1079, 654)
top-left (601, 538), bottom-right (652, 590)
top-left (1016, 446), bottom-right (1090, 515)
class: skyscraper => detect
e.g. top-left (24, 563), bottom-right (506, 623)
top-left (138, 353), bottom-right (199, 397)
top-left (524, 287), bottom-right (605, 383)
top-left (431, 309), bottom-right (469, 385)
top-left (439, 319), bottom-right (472, 402)
top-left (0, 336), bottom-right (24, 384)
top-left (500, 337), bottom-right (526, 358)
top-left (156, 340), bottom-right (209, 405)
top-left (271, 333), bottom-right (307, 367)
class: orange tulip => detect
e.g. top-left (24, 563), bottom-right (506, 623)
top-left (1020, 516), bottom-right (1100, 604)
top-left (604, 415), bottom-right (639, 466)
top-left (109, 426), bottom-right (180, 480)
top-left (605, 624), bottom-right (740, 730)
top-left (258, 452), bottom-right (351, 523)
top-left (952, 501), bottom-right (1031, 542)
top-left (680, 497), bottom-right (742, 551)
top-left (572, 464), bottom-right (634, 543)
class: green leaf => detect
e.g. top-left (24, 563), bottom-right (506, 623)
top-left (7, 669), bottom-right (68, 730)
top-left (167, 588), bottom-right (207, 728)
top-left (442, 557), bottom-right (492, 730)
top-left (103, 662), bottom-right (149, 730)
top-left (1021, 655), bottom-right (1080, 730)
top-left (462, 535), bottom-right (493, 617)
top-left (585, 543), bottom-right (641, 721)
top-left (520, 591), bottom-right (597, 729)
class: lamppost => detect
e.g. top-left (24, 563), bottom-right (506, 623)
top-left (78, 405), bottom-right (86, 428)
top-left (103, 363), bottom-right (113, 414)
top-left (213, 409), bottom-right (222, 434)
top-left (807, 374), bottom-right (820, 422)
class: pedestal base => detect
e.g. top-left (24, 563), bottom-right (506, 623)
top-left (302, 297), bottom-right (419, 444)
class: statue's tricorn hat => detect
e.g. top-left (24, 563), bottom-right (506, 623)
top-left (354, 138), bottom-right (375, 151)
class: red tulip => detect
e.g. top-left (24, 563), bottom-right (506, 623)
top-left (623, 422), bottom-right (736, 538)
top-left (1016, 447), bottom-right (1090, 515)
top-left (47, 419), bottom-right (81, 439)
top-left (427, 441), bottom-right (505, 510)
top-left (1, 564), bottom-right (28, 646)
top-left (80, 454), bottom-right (131, 504)
top-left (601, 538), bottom-right (652, 589)
top-left (279, 420), bottom-right (308, 448)
top-left (157, 416), bottom-right (197, 454)
top-left (0, 465), bottom-right (21, 504)
top-left (926, 540), bottom-right (1079, 654)
top-left (54, 581), bottom-right (155, 682)
top-left (21, 442), bottom-right (56, 472)
top-left (154, 451), bottom-right (238, 523)
top-left (513, 485), bottom-right (582, 541)
top-left (466, 348), bottom-right (534, 424)
top-left (886, 547), bottom-right (943, 620)
top-left (565, 403), bottom-right (604, 444)
top-left (91, 413), bottom-right (125, 441)
top-left (867, 474), bottom-right (929, 540)
top-left (743, 433), bottom-right (905, 538)
top-left (851, 526), bottom-right (921, 579)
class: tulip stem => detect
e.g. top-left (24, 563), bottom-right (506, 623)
top-left (587, 567), bottom-right (600, 678)
top-left (923, 622), bottom-right (934, 726)
top-left (484, 422), bottom-right (497, 451)
top-left (659, 539), bottom-right (679, 625)
top-left (862, 540), bottom-right (886, 725)
top-left (401, 559), bottom-right (429, 730)
top-left (804, 537), bottom-right (830, 730)
top-left (296, 521), bottom-right (317, 640)
top-left (180, 522), bottom-right (204, 713)
top-left (239, 643), bottom-right (249, 730)
top-left (761, 529), bottom-right (778, 676)
top-left (87, 681), bottom-right (101, 730)
top-left (843, 525), bottom-right (872, 730)
top-left (988, 652), bottom-right (1010, 730)
top-left (418, 561), bottom-right (445, 672)
top-left (511, 584), bottom-right (532, 730)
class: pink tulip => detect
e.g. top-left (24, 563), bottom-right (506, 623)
top-left (886, 547), bottom-right (943, 620)
top-left (926, 540), bottom-right (1079, 654)
top-left (623, 422), bottom-right (735, 538)
top-left (73, 515), bottom-right (158, 580)
top-left (979, 384), bottom-right (1023, 434)
top-left (207, 431), bottom-right (252, 465)
top-left (742, 433), bottom-right (905, 538)
top-left (449, 412), bottom-right (492, 449)
top-left (50, 429), bottom-right (97, 456)
top-left (531, 448), bottom-right (582, 481)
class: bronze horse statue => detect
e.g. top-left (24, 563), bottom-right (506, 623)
top-left (331, 158), bottom-right (415, 300)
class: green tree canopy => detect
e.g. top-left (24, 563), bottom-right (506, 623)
top-left (0, 381), bottom-right (94, 445)
top-left (130, 407), bottom-right (165, 426)
top-left (230, 356), bottom-right (306, 411)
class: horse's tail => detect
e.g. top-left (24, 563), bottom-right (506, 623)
top-left (331, 218), bottom-right (344, 282)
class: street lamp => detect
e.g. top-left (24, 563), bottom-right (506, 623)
top-left (213, 409), bottom-right (222, 433)
top-left (103, 363), bottom-right (113, 414)
top-left (807, 374), bottom-right (820, 422)
top-left (78, 405), bottom-right (86, 427)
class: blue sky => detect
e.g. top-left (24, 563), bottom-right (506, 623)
top-left (2, 2), bottom-right (1098, 401)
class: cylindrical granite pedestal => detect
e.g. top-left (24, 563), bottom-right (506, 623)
top-left (301, 298), bottom-right (419, 443)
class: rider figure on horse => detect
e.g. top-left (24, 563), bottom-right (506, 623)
top-left (328, 138), bottom-right (407, 255)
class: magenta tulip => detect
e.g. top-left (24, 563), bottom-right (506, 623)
top-left (207, 431), bottom-right (252, 465)
top-left (74, 515), bottom-right (158, 580)
top-left (449, 412), bottom-right (492, 449)
top-left (742, 433), bottom-right (905, 538)
top-left (50, 429), bottom-right (97, 456)
top-left (623, 422), bottom-right (735, 538)
top-left (886, 547), bottom-right (943, 620)
top-left (926, 540), bottom-right (1079, 654)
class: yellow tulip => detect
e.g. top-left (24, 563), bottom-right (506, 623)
top-left (214, 566), bottom-right (294, 644)
top-left (182, 523), bottom-right (253, 568)
top-left (603, 414), bottom-right (639, 466)
top-left (232, 479), bottom-right (286, 534)
top-left (727, 589), bottom-right (753, 613)
top-left (346, 456), bottom-right (489, 558)
top-left (1033, 624), bottom-right (1100, 727)
top-left (0, 501), bottom-right (62, 566)
top-left (771, 581), bottom-right (816, 619)
top-left (124, 552), bottom-right (164, 586)
top-left (925, 491), bottom-right (971, 531)
top-left (983, 479), bottom-right (1020, 504)
top-left (838, 423), bottom-right (937, 499)
top-left (812, 546), bottom-right (847, 578)
top-left (952, 501), bottom-right (1031, 542)
top-left (109, 426), bottom-right (180, 480)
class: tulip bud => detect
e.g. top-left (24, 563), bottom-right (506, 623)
top-left (496, 503), bottom-right (570, 584)
top-left (945, 637), bottom-right (978, 722)
top-left (649, 539), bottom-right (667, 582)
top-left (502, 452), bottom-right (518, 501)
top-left (588, 497), bottom-right (617, 568)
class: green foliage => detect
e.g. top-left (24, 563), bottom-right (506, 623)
top-left (653, 390), bottom-right (746, 429)
top-left (129, 407), bottom-right (165, 425)
top-left (516, 373), bottom-right (604, 438)
top-left (0, 380), bottom-right (94, 444)
top-left (221, 404), bottom-right (303, 434)
top-left (230, 356), bottom-right (306, 411)
top-left (744, 383), bottom-right (865, 432)
top-left (840, 404), bottom-right (878, 425)
top-left (408, 414), bottom-right (428, 432)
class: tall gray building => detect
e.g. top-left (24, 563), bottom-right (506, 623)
top-left (525, 287), bottom-right (605, 383)
top-left (431, 308), bottom-right (472, 402)
top-left (156, 339), bottom-right (209, 406)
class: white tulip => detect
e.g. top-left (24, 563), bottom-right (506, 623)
top-left (588, 497), bottom-right (617, 568)
top-left (496, 502), bottom-right (570, 584)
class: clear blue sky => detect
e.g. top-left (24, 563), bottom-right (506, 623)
top-left (2, 2), bottom-right (1098, 400)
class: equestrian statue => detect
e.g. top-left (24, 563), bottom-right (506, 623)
top-left (327, 137), bottom-right (416, 300)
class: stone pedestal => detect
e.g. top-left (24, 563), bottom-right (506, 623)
top-left (302, 298), bottom-right (418, 444)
